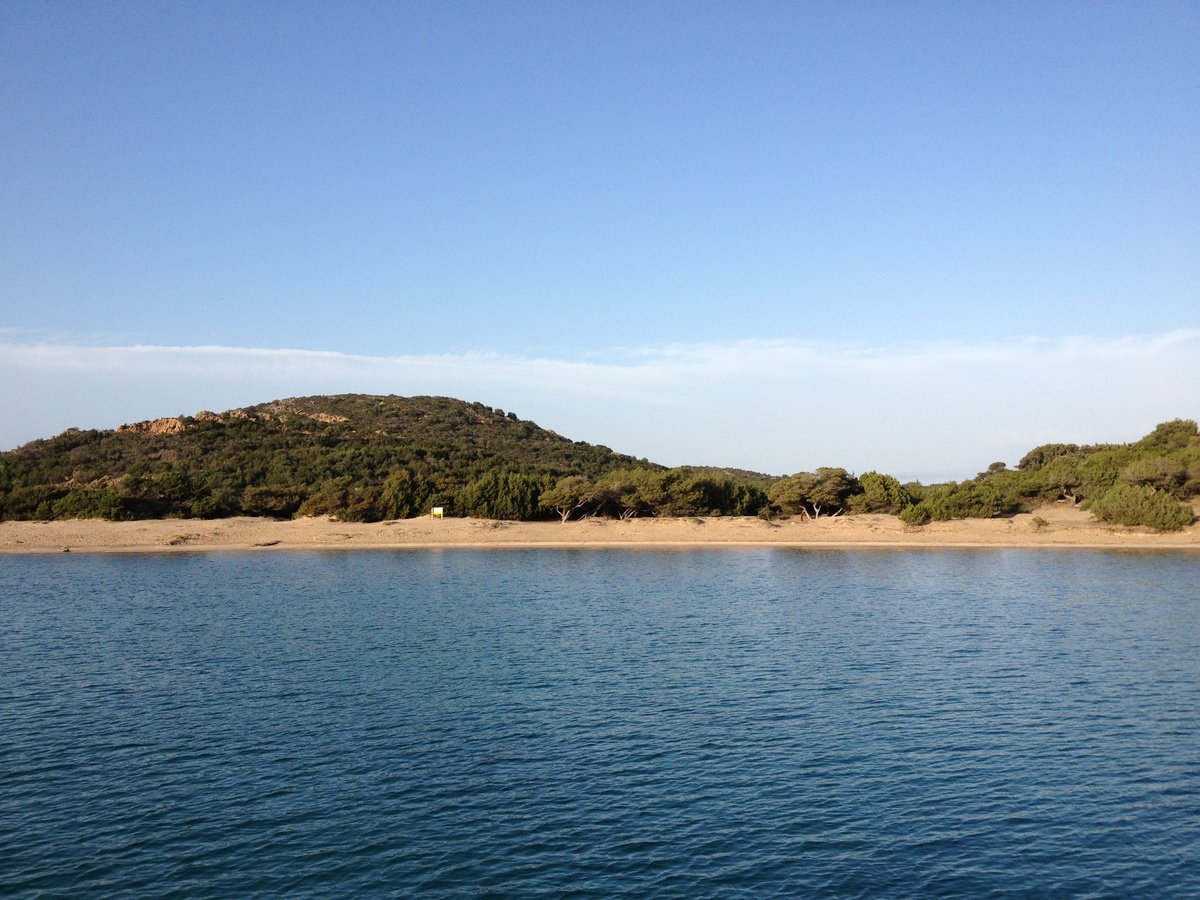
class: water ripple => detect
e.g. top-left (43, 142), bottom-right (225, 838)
top-left (1, 549), bottom-right (1198, 897)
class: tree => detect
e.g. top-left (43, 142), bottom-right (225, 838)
top-left (538, 476), bottom-right (598, 523)
top-left (899, 503), bottom-right (931, 526)
top-left (456, 471), bottom-right (546, 520)
top-left (380, 469), bottom-right (435, 519)
top-left (1040, 456), bottom-right (1084, 504)
top-left (1018, 443), bottom-right (1080, 470)
top-left (849, 471), bottom-right (911, 514)
top-left (1119, 457), bottom-right (1188, 498)
top-left (769, 468), bottom-right (857, 519)
top-left (594, 468), bottom-right (660, 519)
top-left (240, 486), bottom-right (302, 518)
top-left (1087, 484), bottom-right (1192, 531)
top-left (1135, 419), bottom-right (1199, 451)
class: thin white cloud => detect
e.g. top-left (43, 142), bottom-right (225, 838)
top-left (2, 331), bottom-right (1198, 481)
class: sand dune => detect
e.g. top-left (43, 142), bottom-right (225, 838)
top-left (2, 502), bottom-right (1197, 553)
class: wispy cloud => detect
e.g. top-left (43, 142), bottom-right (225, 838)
top-left (3, 332), bottom-right (1198, 480)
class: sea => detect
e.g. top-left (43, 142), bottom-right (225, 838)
top-left (1, 549), bottom-right (1198, 898)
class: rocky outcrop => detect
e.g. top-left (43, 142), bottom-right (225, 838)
top-left (117, 417), bottom-right (188, 435)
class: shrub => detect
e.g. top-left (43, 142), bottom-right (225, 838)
top-left (1134, 419), bottom-right (1198, 451)
top-left (379, 470), bottom-right (436, 519)
top-left (191, 492), bottom-right (237, 519)
top-left (1119, 457), bottom-right (1188, 497)
top-left (1087, 484), bottom-right (1193, 531)
top-left (51, 488), bottom-right (134, 521)
top-left (239, 486), bottom-right (303, 518)
top-left (849, 471), bottom-right (912, 514)
top-left (0, 484), bottom-right (71, 520)
top-left (657, 472), bottom-right (766, 517)
top-left (899, 504), bottom-right (931, 526)
top-left (456, 471), bottom-right (545, 520)
top-left (919, 482), bottom-right (1013, 520)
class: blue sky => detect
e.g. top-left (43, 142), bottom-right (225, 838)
top-left (2, 2), bottom-right (1197, 474)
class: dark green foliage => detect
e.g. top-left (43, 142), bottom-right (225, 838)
top-left (538, 476), bottom-right (599, 523)
top-left (650, 470), bottom-right (768, 518)
top-left (1, 484), bottom-right (73, 520)
top-left (1135, 418), bottom-right (1198, 451)
top-left (675, 466), bottom-right (779, 489)
top-left (1118, 456), bottom-right (1188, 497)
top-left (991, 419), bottom-right (1199, 529)
top-left (457, 471), bottom-right (549, 520)
top-left (50, 488), bottom-right (135, 521)
top-left (239, 487), bottom-right (303, 519)
top-left (848, 471), bottom-right (912, 514)
top-left (1086, 484), bottom-right (1193, 531)
top-left (537, 467), bottom-right (768, 522)
top-left (0, 395), bottom-right (779, 523)
top-left (913, 481), bottom-right (1015, 520)
top-left (0, 395), bottom-right (652, 522)
top-left (768, 468), bottom-right (857, 519)
top-left (898, 504), bottom-right (932, 526)
top-left (1018, 443), bottom-right (1081, 470)
top-left (379, 470), bottom-right (439, 520)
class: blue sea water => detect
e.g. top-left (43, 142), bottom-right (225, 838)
top-left (1, 549), bottom-right (1198, 898)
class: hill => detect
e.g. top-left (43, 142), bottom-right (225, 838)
top-left (0, 395), bottom-right (662, 522)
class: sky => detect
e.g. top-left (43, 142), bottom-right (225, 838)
top-left (2, 1), bottom-right (1197, 477)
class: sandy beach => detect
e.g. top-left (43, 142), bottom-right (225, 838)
top-left (1, 502), bottom-right (1197, 553)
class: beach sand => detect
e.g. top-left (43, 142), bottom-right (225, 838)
top-left (2, 502), bottom-right (1197, 553)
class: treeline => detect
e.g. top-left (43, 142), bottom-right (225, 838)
top-left (525, 420), bottom-right (1199, 530)
top-left (759, 419), bottom-right (1198, 531)
top-left (0, 395), bottom-right (1195, 531)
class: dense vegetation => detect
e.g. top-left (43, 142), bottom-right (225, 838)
top-left (895, 418), bottom-right (1200, 531)
top-left (0, 396), bottom-right (652, 522)
top-left (0, 395), bottom-right (772, 523)
top-left (0, 396), bottom-right (1195, 530)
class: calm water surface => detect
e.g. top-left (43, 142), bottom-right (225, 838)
top-left (1, 549), bottom-right (1198, 897)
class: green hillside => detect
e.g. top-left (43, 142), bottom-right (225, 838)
top-left (0, 395), bottom-right (659, 522)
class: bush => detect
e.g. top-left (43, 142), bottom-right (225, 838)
top-left (1135, 418), bottom-right (1198, 451)
top-left (657, 472), bottom-right (766, 518)
top-left (899, 504), bottom-right (931, 526)
top-left (191, 492), bottom-right (237, 519)
top-left (849, 471), bottom-right (912, 514)
top-left (239, 486), bottom-right (303, 518)
top-left (0, 484), bottom-right (71, 520)
top-left (1119, 457), bottom-right (1188, 497)
top-left (379, 470), bottom-right (436, 519)
top-left (1087, 484), bottom-right (1193, 531)
top-left (918, 482), bottom-right (1013, 520)
top-left (456, 471), bottom-right (546, 520)
top-left (51, 488), bottom-right (134, 521)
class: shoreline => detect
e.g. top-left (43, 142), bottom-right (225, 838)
top-left (2, 504), bottom-right (1197, 554)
